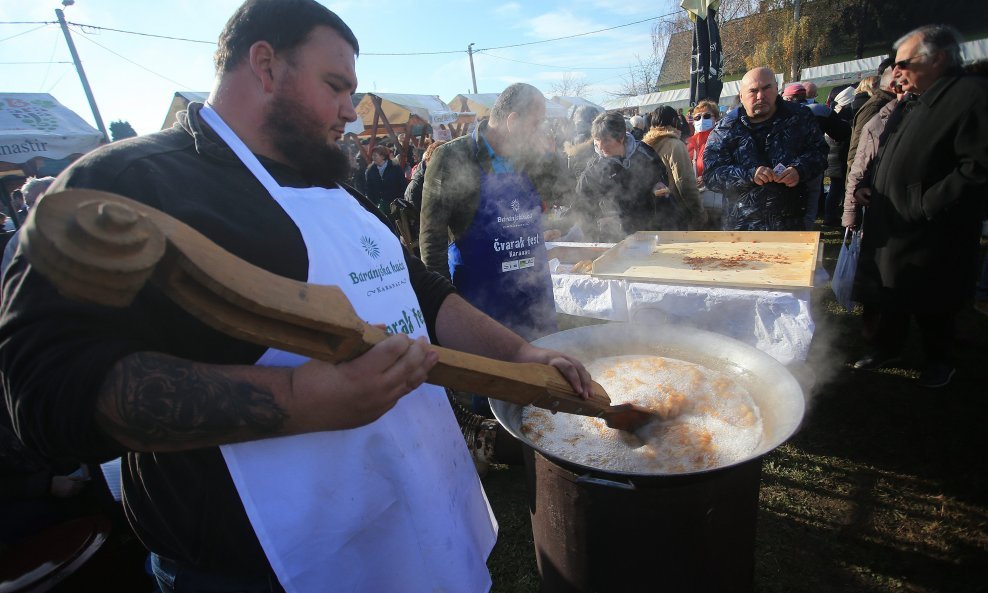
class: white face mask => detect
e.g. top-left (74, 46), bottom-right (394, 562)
top-left (694, 116), bottom-right (715, 133)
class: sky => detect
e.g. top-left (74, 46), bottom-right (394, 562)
top-left (0, 0), bottom-right (684, 136)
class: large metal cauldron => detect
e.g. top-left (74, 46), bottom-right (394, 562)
top-left (490, 323), bottom-right (805, 593)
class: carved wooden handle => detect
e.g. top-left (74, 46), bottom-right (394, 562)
top-left (22, 189), bottom-right (613, 417)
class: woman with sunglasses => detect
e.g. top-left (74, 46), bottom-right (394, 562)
top-left (685, 99), bottom-right (722, 228)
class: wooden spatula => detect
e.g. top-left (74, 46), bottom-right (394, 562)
top-left (20, 189), bottom-right (660, 434)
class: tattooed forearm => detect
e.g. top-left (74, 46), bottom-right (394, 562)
top-left (96, 352), bottom-right (288, 451)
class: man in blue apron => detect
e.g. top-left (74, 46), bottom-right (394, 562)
top-left (419, 83), bottom-right (561, 343)
top-left (0, 2), bottom-right (597, 592)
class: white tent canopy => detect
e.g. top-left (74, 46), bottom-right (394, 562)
top-left (356, 93), bottom-right (459, 127)
top-left (1, 93), bottom-right (102, 164)
top-left (551, 96), bottom-right (605, 116)
top-left (600, 96), bottom-right (634, 111)
top-left (962, 38), bottom-right (988, 64)
top-left (446, 93), bottom-right (501, 117)
top-left (603, 74), bottom-right (784, 111)
top-left (447, 93), bottom-right (568, 120)
top-left (161, 91), bottom-right (208, 130)
top-left (799, 38), bottom-right (987, 87)
top-left (800, 56), bottom-right (887, 87)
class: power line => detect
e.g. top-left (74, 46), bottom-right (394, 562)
top-left (71, 26), bottom-right (194, 90)
top-left (1, 13), bottom-right (673, 56)
top-left (0, 24), bottom-right (49, 44)
top-left (365, 13), bottom-right (675, 56)
top-left (362, 48), bottom-right (465, 56)
top-left (41, 27), bottom-right (62, 90)
top-left (475, 50), bottom-right (627, 71)
top-left (46, 66), bottom-right (73, 93)
top-left (66, 21), bottom-right (214, 45)
top-left (0, 61), bottom-right (72, 64)
top-left (475, 12), bottom-right (677, 52)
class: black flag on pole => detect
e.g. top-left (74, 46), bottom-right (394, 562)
top-left (684, 1), bottom-right (724, 106)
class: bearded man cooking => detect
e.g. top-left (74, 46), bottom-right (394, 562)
top-left (0, 1), bottom-right (595, 591)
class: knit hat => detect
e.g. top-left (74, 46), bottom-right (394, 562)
top-left (835, 86), bottom-right (856, 107)
top-left (783, 83), bottom-right (807, 99)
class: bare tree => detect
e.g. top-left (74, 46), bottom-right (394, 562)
top-left (612, 53), bottom-right (662, 98)
top-left (649, 0), bottom-right (760, 91)
top-left (549, 72), bottom-right (591, 99)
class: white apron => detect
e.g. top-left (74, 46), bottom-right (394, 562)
top-left (201, 106), bottom-right (497, 593)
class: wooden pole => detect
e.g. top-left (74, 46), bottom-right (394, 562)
top-left (369, 106), bottom-right (380, 153)
top-left (56, 8), bottom-right (109, 143)
top-left (371, 96), bottom-right (403, 151)
top-left (791, 0), bottom-right (802, 82)
top-left (467, 43), bottom-right (478, 94)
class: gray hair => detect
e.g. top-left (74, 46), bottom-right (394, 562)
top-left (20, 176), bottom-right (55, 208)
top-left (629, 115), bottom-right (645, 129)
top-left (894, 24), bottom-right (963, 71)
top-left (590, 112), bottom-right (626, 142)
top-left (879, 66), bottom-right (895, 91)
top-left (489, 83), bottom-right (545, 126)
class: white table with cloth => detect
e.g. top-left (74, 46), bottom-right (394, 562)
top-left (548, 242), bottom-right (829, 366)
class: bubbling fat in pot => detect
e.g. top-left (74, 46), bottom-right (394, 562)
top-left (521, 355), bottom-right (764, 473)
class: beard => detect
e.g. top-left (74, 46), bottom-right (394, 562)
top-left (262, 86), bottom-right (352, 188)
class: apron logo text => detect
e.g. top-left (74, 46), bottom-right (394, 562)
top-left (349, 260), bottom-right (408, 285)
top-left (367, 278), bottom-right (408, 297)
top-left (385, 307), bottom-right (426, 335)
top-left (493, 234), bottom-right (541, 253)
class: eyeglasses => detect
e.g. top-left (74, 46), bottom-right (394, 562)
top-left (893, 53), bottom-right (928, 70)
top-left (692, 113), bottom-right (714, 121)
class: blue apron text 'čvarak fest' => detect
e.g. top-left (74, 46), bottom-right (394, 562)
top-left (448, 133), bottom-right (557, 342)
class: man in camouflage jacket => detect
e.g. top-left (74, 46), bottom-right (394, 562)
top-left (703, 67), bottom-right (828, 230)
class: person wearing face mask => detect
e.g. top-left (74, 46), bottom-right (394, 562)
top-left (642, 106), bottom-right (706, 230)
top-left (686, 100), bottom-right (722, 228)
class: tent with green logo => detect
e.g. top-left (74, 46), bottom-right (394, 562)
top-left (1, 93), bottom-right (103, 229)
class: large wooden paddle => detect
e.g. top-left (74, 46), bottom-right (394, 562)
top-left (20, 189), bottom-right (660, 433)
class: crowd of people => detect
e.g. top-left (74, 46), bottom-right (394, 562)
top-left (0, 1), bottom-right (985, 591)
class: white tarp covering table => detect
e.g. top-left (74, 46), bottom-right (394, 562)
top-left (549, 242), bottom-right (824, 364)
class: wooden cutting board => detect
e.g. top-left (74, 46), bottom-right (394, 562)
top-left (590, 231), bottom-right (821, 289)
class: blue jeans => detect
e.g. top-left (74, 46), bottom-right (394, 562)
top-left (150, 553), bottom-right (284, 593)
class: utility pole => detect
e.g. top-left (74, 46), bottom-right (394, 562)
top-left (56, 7), bottom-right (109, 142)
top-left (467, 43), bottom-right (478, 94)
top-left (791, 0), bottom-right (802, 82)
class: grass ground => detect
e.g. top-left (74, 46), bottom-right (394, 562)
top-left (482, 225), bottom-right (988, 593)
